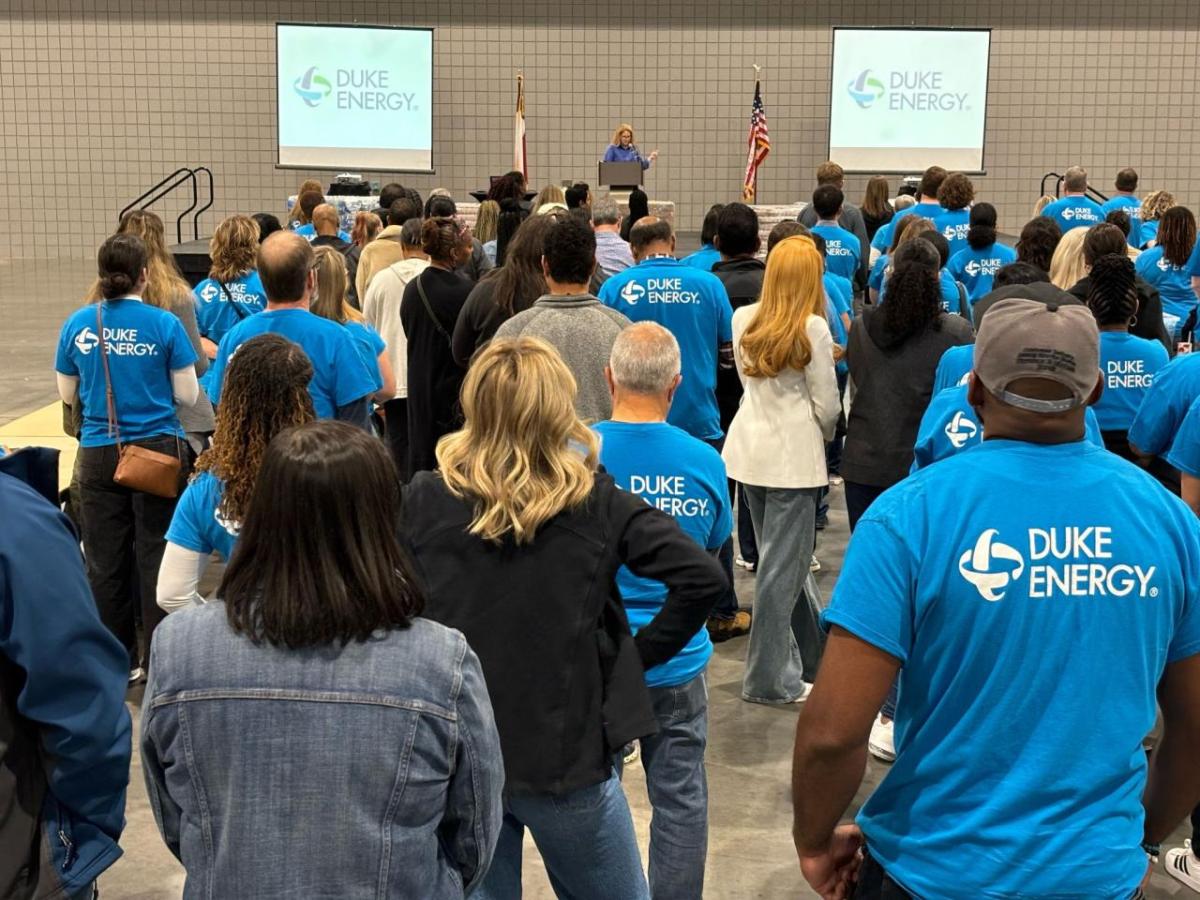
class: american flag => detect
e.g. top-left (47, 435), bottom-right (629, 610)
top-left (513, 72), bottom-right (528, 179)
top-left (742, 80), bottom-right (770, 203)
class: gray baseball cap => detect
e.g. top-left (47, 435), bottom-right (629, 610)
top-left (974, 298), bottom-right (1101, 413)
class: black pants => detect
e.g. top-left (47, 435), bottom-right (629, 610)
top-left (736, 482), bottom-right (758, 564)
top-left (844, 480), bottom-right (889, 532)
top-left (76, 437), bottom-right (192, 670)
top-left (383, 397), bottom-right (410, 482)
top-left (854, 849), bottom-right (1148, 899)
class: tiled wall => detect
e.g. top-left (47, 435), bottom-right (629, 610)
top-left (1, 2), bottom-right (1197, 260)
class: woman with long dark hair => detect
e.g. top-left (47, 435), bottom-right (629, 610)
top-left (452, 212), bottom-right (556, 365)
top-left (57, 233), bottom-right (200, 681)
top-left (493, 199), bottom-right (528, 266)
top-left (860, 175), bottom-right (894, 241)
top-left (142, 421), bottom-right (504, 897)
top-left (401, 217), bottom-right (475, 474)
top-left (946, 203), bottom-right (1017, 302)
top-left (1136, 206), bottom-right (1198, 338)
top-left (401, 337), bottom-right (724, 899)
top-left (620, 189), bottom-right (651, 242)
top-left (157, 333), bottom-right (315, 611)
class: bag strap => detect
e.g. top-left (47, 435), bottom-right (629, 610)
top-left (415, 271), bottom-right (453, 344)
top-left (956, 280), bottom-right (970, 320)
top-left (95, 302), bottom-right (122, 447)
top-left (218, 280), bottom-right (248, 321)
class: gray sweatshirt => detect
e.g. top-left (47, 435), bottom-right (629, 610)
top-left (493, 293), bottom-right (630, 423)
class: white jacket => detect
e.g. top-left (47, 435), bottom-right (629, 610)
top-left (362, 256), bottom-right (430, 400)
top-left (722, 308), bottom-right (840, 489)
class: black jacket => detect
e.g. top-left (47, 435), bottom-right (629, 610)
top-left (400, 471), bottom-right (727, 795)
top-left (712, 257), bottom-right (766, 431)
top-left (311, 235), bottom-right (361, 308)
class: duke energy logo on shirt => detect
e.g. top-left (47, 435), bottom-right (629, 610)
top-left (944, 411), bottom-right (978, 448)
top-left (629, 474), bottom-right (711, 517)
top-left (73, 326), bottom-right (159, 357)
top-left (963, 257), bottom-right (1005, 278)
top-left (958, 527), bottom-right (1158, 602)
top-left (942, 223), bottom-right (969, 243)
top-left (619, 278), bottom-right (700, 305)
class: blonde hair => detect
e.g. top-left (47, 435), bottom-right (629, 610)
top-left (1049, 226), bottom-right (1090, 289)
top-left (436, 337), bottom-right (599, 544)
top-left (739, 236), bottom-right (825, 378)
top-left (89, 209), bottom-right (191, 310)
top-left (611, 123), bottom-right (635, 145)
top-left (1033, 195), bottom-right (1056, 217)
top-left (532, 184), bottom-right (566, 211)
top-left (1141, 190), bottom-right (1176, 223)
top-left (208, 215), bottom-right (259, 283)
top-left (310, 247), bottom-right (362, 324)
top-left (475, 200), bottom-right (500, 243)
top-left (351, 211), bottom-right (382, 247)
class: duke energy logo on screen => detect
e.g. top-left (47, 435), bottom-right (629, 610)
top-left (293, 66), bottom-right (333, 107)
top-left (294, 65), bottom-right (419, 112)
top-left (847, 68), bottom-right (971, 112)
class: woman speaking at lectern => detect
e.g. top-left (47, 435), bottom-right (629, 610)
top-left (603, 123), bottom-right (658, 169)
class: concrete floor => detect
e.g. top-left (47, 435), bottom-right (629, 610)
top-left (0, 256), bottom-right (1193, 898)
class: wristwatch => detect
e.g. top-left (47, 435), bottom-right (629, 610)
top-left (1142, 840), bottom-right (1162, 863)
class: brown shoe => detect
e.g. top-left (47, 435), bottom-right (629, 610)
top-left (707, 610), bottom-right (752, 643)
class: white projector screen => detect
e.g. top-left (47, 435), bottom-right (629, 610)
top-left (276, 23), bottom-right (434, 172)
top-left (828, 27), bottom-right (991, 173)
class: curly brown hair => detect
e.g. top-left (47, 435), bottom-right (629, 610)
top-left (193, 333), bottom-right (315, 525)
top-left (209, 215), bottom-right (259, 283)
top-left (936, 173), bottom-right (975, 211)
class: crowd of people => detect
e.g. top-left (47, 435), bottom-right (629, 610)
top-left (3, 159), bottom-right (1200, 899)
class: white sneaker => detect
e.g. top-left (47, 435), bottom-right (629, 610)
top-left (829, 475), bottom-right (844, 487)
top-left (810, 556), bottom-right (822, 573)
top-left (128, 667), bottom-right (145, 685)
top-left (791, 682), bottom-right (814, 704)
top-left (1166, 839), bottom-right (1200, 892)
top-left (868, 715), bottom-right (896, 763)
top-left (622, 741), bottom-right (640, 766)
top-left (735, 556), bottom-right (757, 572)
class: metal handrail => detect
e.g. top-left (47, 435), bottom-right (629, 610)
top-left (191, 167), bottom-right (215, 239)
top-left (120, 166), bottom-right (216, 243)
top-left (1039, 172), bottom-right (1109, 205)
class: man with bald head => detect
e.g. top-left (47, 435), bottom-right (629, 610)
top-left (206, 231), bottom-right (376, 429)
top-left (599, 217), bottom-right (744, 639)
top-left (595, 322), bottom-right (732, 897)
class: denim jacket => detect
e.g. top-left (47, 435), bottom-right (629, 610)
top-left (141, 604), bottom-right (504, 899)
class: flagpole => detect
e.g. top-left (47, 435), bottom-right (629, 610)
top-left (752, 65), bottom-right (761, 203)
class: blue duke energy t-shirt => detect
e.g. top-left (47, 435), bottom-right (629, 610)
top-left (1095, 331), bottom-right (1168, 431)
top-left (932, 208), bottom-right (971, 259)
top-left (912, 384), bottom-right (1104, 472)
top-left (1041, 195), bottom-right (1105, 233)
top-left (193, 271), bottom-right (268, 348)
top-left (931, 344), bottom-right (975, 393)
top-left (599, 257), bottom-right (734, 440)
top-left (1136, 245), bottom-right (1198, 331)
top-left (343, 320), bottom-right (387, 393)
top-left (824, 440), bottom-right (1200, 899)
top-left (946, 242), bottom-right (1018, 302)
top-left (595, 420), bottom-right (732, 688)
top-left (812, 223), bottom-right (861, 281)
top-left (207, 308), bottom-right (377, 419)
top-left (1166, 395), bottom-right (1200, 477)
top-left (1128, 351), bottom-right (1200, 457)
top-left (166, 471), bottom-right (239, 561)
top-left (55, 298), bottom-right (197, 447)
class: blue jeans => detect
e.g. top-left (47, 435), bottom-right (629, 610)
top-left (741, 485), bottom-right (826, 703)
top-left (640, 675), bottom-right (708, 900)
top-left (477, 770), bottom-right (649, 900)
